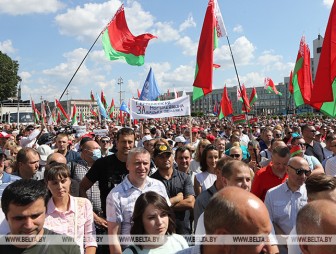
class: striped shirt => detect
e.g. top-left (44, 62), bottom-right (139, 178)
top-left (106, 175), bottom-right (170, 235)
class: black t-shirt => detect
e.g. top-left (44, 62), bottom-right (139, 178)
top-left (151, 169), bottom-right (194, 221)
top-left (85, 154), bottom-right (128, 215)
top-left (305, 141), bottom-right (325, 163)
top-left (0, 228), bottom-right (80, 254)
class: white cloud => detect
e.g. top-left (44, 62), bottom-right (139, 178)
top-left (233, 25), bottom-right (243, 33)
top-left (176, 36), bottom-right (198, 56)
top-left (0, 0), bottom-right (64, 15)
top-left (0, 40), bottom-right (16, 54)
top-left (55, 0), bottom-right (155, 41)
top-left (152, 22), bottom-right (180, 42)
top-left (215, 36), bottom-right (255, 67)
top-left (179, 13), bottom-right (196, 32)
top-left (258, 51), bottom-right (292, 72)
top-left (323, 0), bottom-right (333, 8)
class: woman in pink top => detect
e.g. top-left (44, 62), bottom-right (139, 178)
top-left (44, 163), bottom-right (97, 254)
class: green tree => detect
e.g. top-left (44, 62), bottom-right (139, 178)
top-left (0, 51), bottom-right (21, 101)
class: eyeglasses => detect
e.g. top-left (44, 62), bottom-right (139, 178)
top-left (230, 154), bottom-right (241, 158)
top-left (275, 134), bottom-right (282, 137)
top-left (166, 133), bottom-right (173, 136)
top-left (144, 133), bottom-right (151, 135)
top-left (288, 164), bottom-right (312, 176)
top-left (101, 140), bottom-right (109, 143)
top-left (298, 143), bottom-right (306, 148)
top-left (310, 130), bottom-right (316, 133)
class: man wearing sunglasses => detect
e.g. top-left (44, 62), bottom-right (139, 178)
top-left (264, 156), bottom-right (309, 251)
top-left (302, 124), bottom-right (325, 163)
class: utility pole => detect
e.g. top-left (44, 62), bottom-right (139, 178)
top-left (117, 77), bottom-right (125, 106)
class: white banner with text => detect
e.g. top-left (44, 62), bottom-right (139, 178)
top-left (130, 96), bottom-right (191, 120)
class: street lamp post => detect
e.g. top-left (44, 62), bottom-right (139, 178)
top-left (17, 82), bottom-right (21, 126)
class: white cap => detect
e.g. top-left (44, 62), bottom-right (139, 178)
top-left (37, 145), bottom-right (53, 165)
top-left (142, 135), bottom-right (153, 143)
top-left (175, 136), bottom-right (186, 143)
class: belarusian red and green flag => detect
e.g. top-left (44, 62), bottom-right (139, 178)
top-left (291, 36), bottom-right (313, 107)
top-left (232, 114), bottom-right (246, 125)
top-left (249, 87), bottom-right (258, 106)
top-left (90, 90), bottom-right (95, 102)
top-left (71, 103), bottom-right (78, 125)
top-left (102, 4), bottom-right (156, 66)
top-left (31, 99), bottom-right (40, 124)
top-left (80, 112), bottom-right (85, 123)
top-left (192, 0), bottom-right (226, 101)
top-left (101, 91), bottom-right (108, 109)
top-left (219, 86), bottom-right (233, 119)
top-left (264, 77), bottom-right (282, 96)
top-left (55, 99), bottom-right (69, 121)
top-left (309, 1), bottom-right (336, 117)
top-left (108, 98), bottom-right (115, 118)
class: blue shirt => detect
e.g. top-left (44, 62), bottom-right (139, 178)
top-left (0, 172), bottom-right (21, 199)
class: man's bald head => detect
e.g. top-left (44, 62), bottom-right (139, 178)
top-left (297, 200), bottom-right (336, 254)
top-left (46, 152), bottom-right (66, 165)
top-left (204, 186), bottom-right (271, 235)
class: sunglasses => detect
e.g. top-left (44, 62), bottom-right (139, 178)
top-left (230, 154), bottom-right (241, 158)
top-left (101, 140), bottom-right (109, 143)
top-left (144, 133), bottom-right (151, 135)
top-left (288, 164), bottom-right (312, 176)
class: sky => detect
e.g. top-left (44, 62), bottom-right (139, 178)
top-left (0, 0), bottom-right (333, 107)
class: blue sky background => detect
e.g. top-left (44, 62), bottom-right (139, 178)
top-left (0, 0), bottom-right (333, 106)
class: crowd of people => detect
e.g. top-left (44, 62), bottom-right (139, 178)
top-left (0, 114), bottom-right (335, 254)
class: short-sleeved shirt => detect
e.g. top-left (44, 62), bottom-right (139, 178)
top-left (106, 176), bottom-right (169, 236)
top-left (85, 154), bottom-right (128, 215)
top-left (72, 161), bottom-right (101, 213)
top-left (251, 163), bottom-right (288, 201)
top-left (151, 169), bottom-right (194, 220)
top-left (305, 141), bottom-right (325, 163)
top-left (264, 182), bottom-right (307, 235)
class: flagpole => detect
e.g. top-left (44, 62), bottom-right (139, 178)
top-left (225, 35), bottom-right (249, 120)
top-left (59, 32), bottom-right (102, 101)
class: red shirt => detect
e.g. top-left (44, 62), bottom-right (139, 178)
top-left (251, 163), bottom-right (288, 201)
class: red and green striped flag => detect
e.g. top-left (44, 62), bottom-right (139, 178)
top-left (291, 36), bottom-right (313, 107)
top-left (101, 91), bottom-right (108, 109)
top-left (80, 112), bottom-right (85, 123)
top-left (264, 77), bottom-right (282, 96)
top-left (310, 1), bottom-right (336, 104)
top-left (71, 103), bottom-right (78, 125)
top-left (249, 87), bottom-right (258, 106)
top-left (219, 86), bottom-right (233, 120)
top-left (309, 1), bottom-right (336, 117)
top-left (90, 90), bottom-right (95, 102)
top-left (232, 114), bottom-right (246, 125)
top-left (192, 0), bottom-right (226, 101)
top-left (102, 4), bottom-right (156, 66)
top-left (108, 98), bottom-right (115, 118)
top-left (31, 100), bottom-right (40, 124)
top-left (55, 99), bottom-right (69, 121)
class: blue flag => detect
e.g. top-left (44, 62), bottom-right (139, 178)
top-left (96, 93), bottom-right (108, 119)
top-left (120, 101), bottom-right (130, 114)
top-left (139, 67), bottom-right (161, 101)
